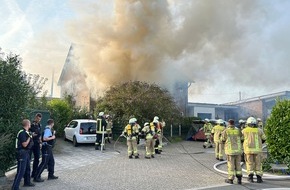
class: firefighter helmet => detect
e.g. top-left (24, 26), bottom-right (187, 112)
top-left (246, 117), bottom-right (257, 125)
top-left (216, 119), bottom-right (224, 124)
top-left (257, 118), bottom-right (261, 121)
top-left (154, 116), bottom-right (159, 121)
top-left (129, 118), bottom-right (135, 124)
top-left (131, 118), bottom-right (137, 122)
top-left (239, 119), bottom-right (245, 124)
top-left (99, 112), bottom-right (104, 116)
top-left (144, 122), bottom-right (150, 126)
top-left (204, 118), bottom-right (209, 122)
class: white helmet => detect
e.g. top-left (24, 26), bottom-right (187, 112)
top-left (154, 116), bottom-right (159, 121)
top-left (144, 122), bottom-right (150, 126)
top-left (131, 118), bottom-right (137, 122)
top-left (99, 112), bottom-right (104, 116)
top-left (257, 118), bottom-right (261, 121)
top-left (239, 119), bottom-right (245, 124)
top-left (216, 119), bottom-right (224, 124)
top-left (246, 117), bottom-right (257, 125)
top-left (204, 118), bottom-right (209, 122)
top-left (129, 118), bottom-right (135, 124)
top-left (153, 119), bottom-right (158, 123)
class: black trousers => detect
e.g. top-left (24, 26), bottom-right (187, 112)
top-left (12, 149), bottom-right (31, 190)
top-left (30, 142), bottom-right (40, 177)
top-left (34, 145), bottom-right (55, 179)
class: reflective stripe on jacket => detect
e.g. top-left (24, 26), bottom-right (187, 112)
top-left (222, 126), bottom-right (242, 155)
top-left (211, 125), bottom-right (225, 143)
top-left (242, 127), bottom-right (266, 154)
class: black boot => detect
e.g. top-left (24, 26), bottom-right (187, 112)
top-left (256, 175), bottom-right (263, 183)
top-left (247, 174), bottom-right (254, 183)
top-left (237, 175), bottom-right (242, 185)
top-left (225, 179), bottom-right (233, 184)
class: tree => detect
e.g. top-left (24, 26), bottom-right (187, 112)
top-left (95, 81), bottom-right (181, 127)
top-left (0, 53), bottom-right (47, 177)
top-left (265, 99), bottom-right (290, 170)
top-left (47, 99), bottom-right (73, 137)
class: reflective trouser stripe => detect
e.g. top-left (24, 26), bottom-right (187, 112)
top-left (127, 139), bottom-right (138, 156)
top-left (227, 154), bottom-right (242, 180)
top-left (245, 153), bottom-right (263, 176)
top-left (215, 142), bottom-right (224, 159)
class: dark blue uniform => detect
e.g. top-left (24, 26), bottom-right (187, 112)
top-left (12, 129), bottom-right (33, 190)
top-left (34, 126), bottom-right (56, 180)
top-left (29, 121), bottom-right (42, 177)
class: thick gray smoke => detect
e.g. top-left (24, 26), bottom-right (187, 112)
top-left (64, 0), bottom-right (290, 102)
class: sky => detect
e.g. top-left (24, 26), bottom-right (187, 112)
top-left (1, 0), bottom-right (290, 104)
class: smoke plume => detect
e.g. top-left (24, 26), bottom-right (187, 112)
top-left (64, 0), bottom-right (290, 102)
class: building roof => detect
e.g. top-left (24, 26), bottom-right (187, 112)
top-left (188, 102), bottom-right (239, 109)
top-left (225, 91), bottom-right (290, 105)
top-left (57, 44), bottom-right (74, 86)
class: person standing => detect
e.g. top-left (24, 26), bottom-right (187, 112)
top-left (211, 119), bottom-right (226, 161)
top-left (200, 118), bottom-right (213, 148)
top-left (221, 119), bottom-right (243, 185)
top-left (257, 118), bottom-right (264, 131)
top-left (34, 119), bottom-right (58, 182)
top-left (105, 115), bottom-right (113, 144)
top-left (95, 112), bottom-right (107, 150)
top-left (122, 118), bottom-right (139, 159)
top-left (29, 113), bottom-right (42, 178)
top-left (242, 117), bottom-right (266, 183)
top-left (141, 122), bottom-right (156, 159)
top-left (12, 119), bottom-right (35, 190)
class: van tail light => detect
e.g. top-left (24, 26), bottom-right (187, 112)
top-left (79, 129), bottom-right (83, 134)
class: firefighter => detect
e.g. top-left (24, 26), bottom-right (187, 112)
top-left (257, 118), bottom-right (264, 131)
top-left (122, 118), bottom-right (140, 159)
top-left (211, 119), bottom-right (226, 161)
top-left (238, 119), bottom-right (246, 130)
top-left (95, 112), bottom-right (107, 150)
top-left (131, 118), bottom-right (142, 144)
top-left (141, 122), bottom-right (156, 159)
top-left (221, 119), bottom-right (243, 185)
top-left (150, 117), bottom-right (162, 154)
top-left (153, 116), bottom-right (164, 152)
top-left (242, 117), bottom-right (266, 183)
top-left (200, 118), bottom-right (213, 148)
top-left (105, 115), bottom-right (113, 143)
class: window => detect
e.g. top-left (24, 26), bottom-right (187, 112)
top-left (69, 121), bottom-right (78, 128)
top-left (80, 122), bottom-right (96, 134)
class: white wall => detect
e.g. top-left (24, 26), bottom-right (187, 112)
top-left (193, 107), bottom-right (215, 119)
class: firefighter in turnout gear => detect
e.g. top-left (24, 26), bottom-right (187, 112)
top-left (200, 118), bottom-right (213, 148)
top-left (211, 119), bottom-right (226, 161)
top-left (221, 119), bottom-right (243, 185)
top-left (242, 117), bottom-right (266, 183)
top-left (257, 118), bottom-right (264, 132)
top-left (151, 117), bottom-right (162, 154)
top-left (131, 118), bottom-right (142, 144)
top-left (141, 122), bottom-right (156, 159)
top-left (105, 115), bottom-right (113, 143)
top-left (95, 112), bottom-right (107, 150)
top-left (122, 118), bottom-right (140, 159)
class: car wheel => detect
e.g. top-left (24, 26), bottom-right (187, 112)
top-left (73, 136), bottom-right (78, 147)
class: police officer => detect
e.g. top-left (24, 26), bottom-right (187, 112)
top-left (12, 119), bottom-right (35, 190)
top-left (34, 119), bottom-right (58, 182)
top-left (211, 119), bottom-right (226, 161)
top-left (221, 119), bottom-right (242, 185)
top-left (141, 122), bottom-right (156, 159)
top-left (95, 112), bottom-right (107, 150)
top-left (29, 113), bottom-right (42, 178)
top-left (242, 117), bottom-right (266, 183)
top-left (122, 118), bottom-right (140, 159)
top-left (200, 118), bottom-right (213, 148)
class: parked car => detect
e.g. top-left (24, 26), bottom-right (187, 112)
top-left (64, 119), bottom-right (97, 147)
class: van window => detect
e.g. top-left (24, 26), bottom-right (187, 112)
top-left (80, 122), bottom-right (96, 134)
